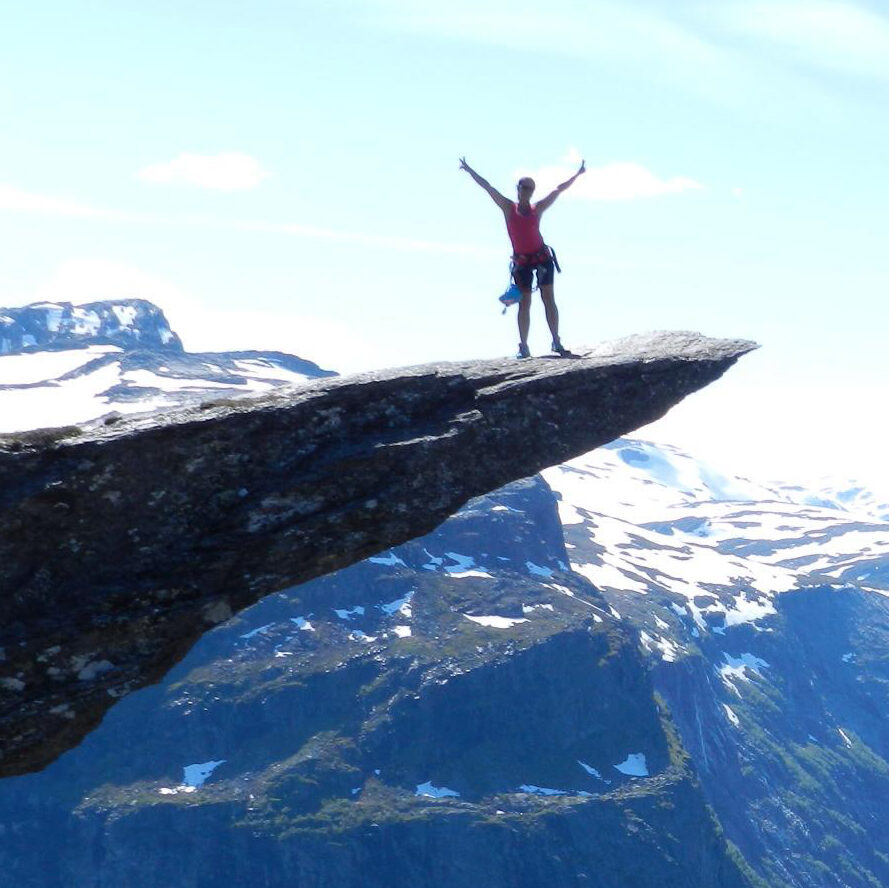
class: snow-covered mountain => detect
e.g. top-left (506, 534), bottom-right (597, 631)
top-left (542, 439), bottom-right (889, 643)
top-left (0, 298), bottom-right (183, 354)
top-left (2, 301), bottom-right (888, 888)
top-left (0, 299), bottom-right (335, 432)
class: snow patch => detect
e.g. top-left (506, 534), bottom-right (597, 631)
top-left (578, 761), bottom-right (605, 780)
top-left (422, 549), bottom-right (444, 571)
top-left (416, 781), bottom-right (460, 798)
top-left (572, 560), bottom-right (650, 595)
top-left (723, 593), bottom-right (777, 627)
top-left (443, 552), bottom-right (492, 578)
top-left (614, 753), bottom-right (649, 777)
top-left (240, 622), bottom-right (275, 640)
top-left (463, 614), bottom-right (529, 629)
top-left (183, 760), bottom-right (226, 787)
top-left (379, 592), bottom-right (414, 617)
top-left (120, 369), bottom-right (236, 393)
top-left (640, 632), bottom-right (680, 663)
top-left (518, 784), bottom-right (567, 796)
top-left (111, 304), bottom-right (138, 328)
top-left (555, 499), bottom-right (585, 525)
top-left (0, 345), bottom-right (120, 384)
top-left (719, 653), bottom-right (770, 693)
top-left (40, 305), bottom-right (64, 332)
top-left (526, 560), bottom-right (553, 577)
top-left (368, 551), bottom-right (407, 567)
top-left (522, 603), bottom-right (555, 614)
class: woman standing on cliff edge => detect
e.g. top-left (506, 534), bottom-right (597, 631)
top-left (459, 156), bottom-right (586, 359)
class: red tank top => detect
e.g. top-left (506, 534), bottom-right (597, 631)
top-left (506, 203), bottom-right (545, 254)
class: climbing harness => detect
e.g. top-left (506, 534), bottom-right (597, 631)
top-left (499, 245), bottom-right (561, 313)
top-left (511, 245), bottom-right (561, 275)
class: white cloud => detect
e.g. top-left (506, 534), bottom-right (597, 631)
top-left (573, 162), bottom-right (703, 201)
top-left (719, 1), bottom-right (889, 80)
top-left (0, 180), bottom-right (495, 258)
top-left (523, 151), bottom-right (704, 202)
top-left (137, 152), bottom-right (271, 190)
top-left (0, 183), bottom-right (117, 218)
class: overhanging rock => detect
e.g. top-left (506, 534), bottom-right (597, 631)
top-left (0, 331), bottom-right (756, 777)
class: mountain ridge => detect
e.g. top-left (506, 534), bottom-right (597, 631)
top-left (0, 298), bottom-right (184, 354)
top-left (0, 299), bottom-right (337, 433)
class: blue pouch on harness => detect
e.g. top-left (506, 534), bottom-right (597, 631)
top-left (499, 283), bottom-right (521, 309)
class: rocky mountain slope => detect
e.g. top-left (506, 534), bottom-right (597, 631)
top-left (543, 441), bottom-right (889, 887)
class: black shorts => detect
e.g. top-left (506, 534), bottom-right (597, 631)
top-left (512, 258), bottom-right (555, 291)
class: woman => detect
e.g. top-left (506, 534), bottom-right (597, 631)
top-left (460, 156), bottom-right (586, 358)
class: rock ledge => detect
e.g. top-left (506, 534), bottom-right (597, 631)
top-left (0, 331), bottom-right (756, 777)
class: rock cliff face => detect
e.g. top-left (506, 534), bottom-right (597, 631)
top-left (0, 331), bottom-right (755, 777)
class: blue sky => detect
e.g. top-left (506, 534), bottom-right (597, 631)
top-left (2, 0), bottom-right (887, 486)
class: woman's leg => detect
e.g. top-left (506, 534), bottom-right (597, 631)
top-left (517, 289), bottom-right (532, 355)
top-left (539, 283), bottom-right (559, 344)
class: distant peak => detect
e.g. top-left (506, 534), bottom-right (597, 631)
top-left (0, 299), bottom-right (183, 355)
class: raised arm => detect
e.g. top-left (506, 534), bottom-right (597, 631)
top-left (459, 157), bottom-right (512, 214)
top-left (535, 160), bottom-right (586, 214)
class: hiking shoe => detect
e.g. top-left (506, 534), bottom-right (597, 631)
top-left (551, 339), bottom-right (569, 356)
top-left (516, 342), bottom-right (531, 359)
